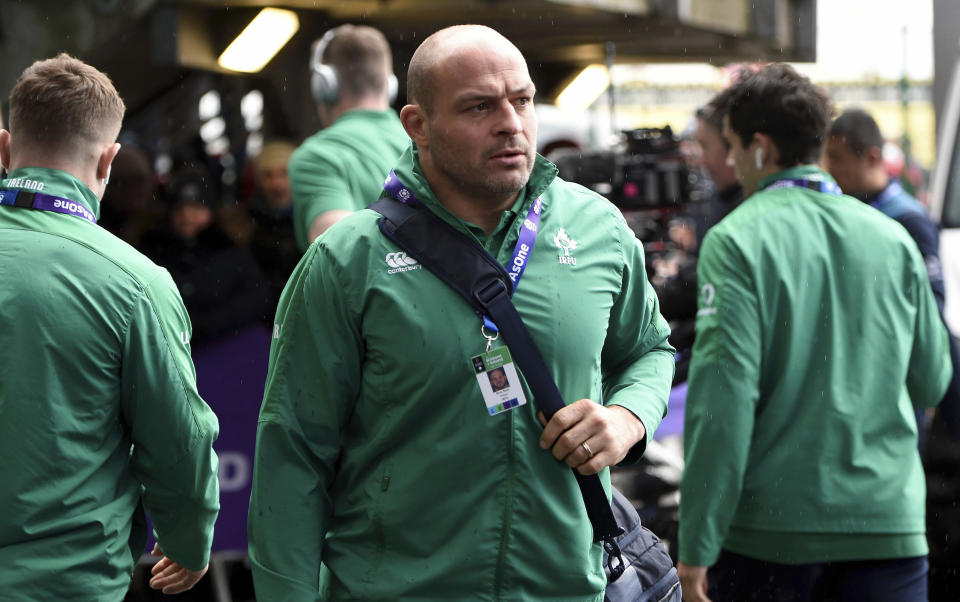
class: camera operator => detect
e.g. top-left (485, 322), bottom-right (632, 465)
top-left (654, 95), bottom-right (743, 383)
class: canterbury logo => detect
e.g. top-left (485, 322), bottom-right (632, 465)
top-left (386, 252), bottom-right (418, 268)
top-left (385, 251), bottom-right (421, 274)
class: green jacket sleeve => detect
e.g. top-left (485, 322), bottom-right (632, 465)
top-left (601, 212), bottom-right (675, 462)
top-left (678, 231), bottom-right (760, 567)
top-left (906, 244), bottom-right (953, 407)
top-left (120, 270), bottom-right (220, 571)
top-left (289, 146), bottom-right (352, 251)
top-left (248, 243), bottom-right (362, 600)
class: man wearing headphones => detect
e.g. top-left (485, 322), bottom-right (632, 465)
top-left (289, 24), bottom-right (409, 251)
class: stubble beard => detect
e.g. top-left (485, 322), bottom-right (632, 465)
top-left (432, 138), bottom-right (535, 204)
top-left (482, 158), bottom-right (532, 198)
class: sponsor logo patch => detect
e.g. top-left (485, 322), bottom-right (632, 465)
top-left (386, 251), bottom-right (421, 274)
top-left (697, 283), bottom-right (717, 316)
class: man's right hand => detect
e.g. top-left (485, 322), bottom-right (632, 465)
top-left (678, 561), bottom-right (712, 602)
top-left (148, 543), bottom-right (209, 594)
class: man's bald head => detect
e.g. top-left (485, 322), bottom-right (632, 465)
top-left (407, 25), bottom-right (526, 115)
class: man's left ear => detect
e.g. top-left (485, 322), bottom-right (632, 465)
top-left (97, 142), bottom-right (121, 183)
top-left (753, 133), bottom-right (777, 169)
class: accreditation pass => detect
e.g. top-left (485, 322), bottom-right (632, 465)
top-left (470, 347), bottom-right (528, 416)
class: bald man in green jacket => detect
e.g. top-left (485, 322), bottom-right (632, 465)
top-left (249, 25), bottom-right (674, 601)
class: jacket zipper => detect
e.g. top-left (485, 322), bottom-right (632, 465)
top-left (492, 410), bottom-right (516, 599)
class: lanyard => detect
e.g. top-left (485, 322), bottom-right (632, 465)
top-left (762, 177), bottom-right (842, 196)
top-left (866, 180), bottom-right (903, 209)
top-left (383, 170), bottom-right (542, 333)
top-left (0, 188), bottom-right (96, 223)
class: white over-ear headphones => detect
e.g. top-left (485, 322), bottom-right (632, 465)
top-left (310, 28), bottom-right (399, 106)
top-left (755, 147), bottom-right (764, 170)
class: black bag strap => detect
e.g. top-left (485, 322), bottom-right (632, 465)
top-left (370, 197), bottom-right (626, 579)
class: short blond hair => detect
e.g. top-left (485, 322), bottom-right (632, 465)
top-left (255, 140), bottom-right (296, 175)
top-left (9, 53), bottom-right (125, 154)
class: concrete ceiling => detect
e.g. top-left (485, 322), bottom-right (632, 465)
top-left (0, 0), bottom-right (815, 110)
top-left (0, 0), bottom-right (814, 150)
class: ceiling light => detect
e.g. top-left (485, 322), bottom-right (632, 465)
top-left (555, 64), bottom-right (610, 112)
top-left (218, 8), bottom-right (299, 73)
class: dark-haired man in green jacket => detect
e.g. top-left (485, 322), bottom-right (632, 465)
top-left (678, 64), bottom-right (951, 602)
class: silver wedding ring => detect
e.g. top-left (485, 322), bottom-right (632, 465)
top-left (581, 442), bottom-right (594, 458)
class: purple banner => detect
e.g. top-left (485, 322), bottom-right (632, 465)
top-left (145, 325), bottom-right (271, 554)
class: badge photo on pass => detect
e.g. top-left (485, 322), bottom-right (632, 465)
top-left (470, 347), bottom-right (527, 416)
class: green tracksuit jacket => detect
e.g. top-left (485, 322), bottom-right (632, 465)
top-left (289, 109), bottom-right (409, 251)
top-left (0, 168), bottom-right (220, 600)
top-left (678, 166), bottom-right (952, 567)
top-left (248, 149), bottom-right (675, 600)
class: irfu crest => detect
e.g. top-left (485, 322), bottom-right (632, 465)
top-left (554, 228), bottom-right (579, 265)
top-left (554, 228), bottom-right (578, 257)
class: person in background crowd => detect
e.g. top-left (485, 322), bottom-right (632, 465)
top-left (289, 24), bottom-right (409, 250)
top-left (248, 24), bottom-right (674, 600)
top-left (825, 108), bottom-right (960, 441)
top-left (678, 63), bottom-right (952, 602)
top-left (97, 143), bottom-right (164, 248)
top-left (140, 165), bottom-right (271, 347)
top-left (0, 54), bottom-right (219, 599)
top-left (826, 109), bottom-right (942, 305)
top-left (248, 140), bottom-right (300, 317)
top-left (689, 96), bottom-right (745, 245)
top-left (654, 94), bottom-right (744, 384)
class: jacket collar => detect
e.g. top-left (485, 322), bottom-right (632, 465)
top-left (390, 145), bottom-right (558, 241)
top-left (2, 167), bottom-right (101, 220)
top-left (757, 165), bottom-right (836, 192)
